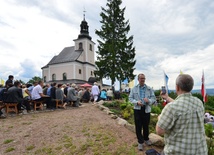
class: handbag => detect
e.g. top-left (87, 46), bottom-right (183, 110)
top-left (145, 149), bottom-right (160, 155)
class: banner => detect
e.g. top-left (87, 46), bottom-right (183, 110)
top-left (201, 70), bottom-right (208, 103)
top-left (128, 80), bottom-right (134, 88)
top-left (164, 72), bottom-right (170, 94)
top-left (0, 78), bottom-right (5, 85)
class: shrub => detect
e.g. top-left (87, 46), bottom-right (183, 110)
top-left (121, 105), bottom-right (133, 119)
top-left (205, 123), bottom-right (214, 155)
top-left (120, 93), bottom-right (129, 102)
top-left (120, 103), bottom-right (127, 110)
top-left (151, 105), bottom-right (161, 114)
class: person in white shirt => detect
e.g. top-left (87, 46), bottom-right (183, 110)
top-left (31, 81), bottom-right (53, 109)
top-left (91, 82), bottom-right (100, 104)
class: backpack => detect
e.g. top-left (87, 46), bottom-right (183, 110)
top-left (145, 149), bottom-right (160, 155)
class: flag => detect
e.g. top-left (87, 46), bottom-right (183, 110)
top-left (122, 78), bottom-right (128, 85)
top-left (164, 72), bottom-right (170, 94)
top-left (0, 78), bottom-right (5, 85)
top-left (128, 80), bottom-right (134, 88)
top-left (201, 70), bottom-right (208, 103)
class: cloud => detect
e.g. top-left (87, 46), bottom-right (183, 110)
top-left (0, 0), bottom-right (213, 90)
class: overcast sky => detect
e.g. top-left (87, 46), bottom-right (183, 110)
top-left (0, 0), bottom-right (213, 90)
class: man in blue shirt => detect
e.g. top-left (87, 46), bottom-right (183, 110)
top-left (129, 73), bottom-right (156, 151)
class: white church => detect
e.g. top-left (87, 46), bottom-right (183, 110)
top-left (41, 16), bottom-right (96, 85)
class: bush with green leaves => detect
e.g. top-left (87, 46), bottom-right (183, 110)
top-left (120, 93), bottom-right (129, 102)
top-left (121, 104), bottom-right (134, 119)
top-left (151, 105), bottom-right (162, 114)
top-left (205, 123), bottom-right (214, 155)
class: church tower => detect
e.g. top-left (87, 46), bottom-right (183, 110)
top-left (42, 13), bottom-right (95, 84)
top-left (73, 13), bottom-right (95, 80)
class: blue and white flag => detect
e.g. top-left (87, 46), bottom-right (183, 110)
top-left (123, 78), bottom-right (128, 85)
top-left (164, 72), bottom-right (170, 94)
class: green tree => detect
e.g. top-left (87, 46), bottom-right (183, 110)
top-left (95, 0), bottom-right (136, 86)
top-left (17, 79), bottom-right (25, 85)
top-left (27, 76), bottom-right (42, 84)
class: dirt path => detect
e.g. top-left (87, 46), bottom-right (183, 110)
top-left (0, 103), bottom-right (162, 155)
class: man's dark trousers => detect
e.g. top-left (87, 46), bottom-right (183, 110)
top-left (134, 106), bottom-right (150, 144)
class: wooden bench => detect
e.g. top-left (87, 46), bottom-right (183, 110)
top-left (55, 99), bottom-right (63, 108)
top-left (4, 103), bottom-right (18, 116)
top-left (31, 100), bottom-right (43, 111)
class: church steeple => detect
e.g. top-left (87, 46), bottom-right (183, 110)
top-left (78, 10), bottom-right (92, 40)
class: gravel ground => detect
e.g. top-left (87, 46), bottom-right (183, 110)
top-left (0, 102), bottom-right (163, 155)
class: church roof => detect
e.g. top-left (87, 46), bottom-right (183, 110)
top-left (42, 46), bottom-right (83, 68)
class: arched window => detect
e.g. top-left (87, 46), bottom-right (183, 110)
top-left (63, 73), bottom-right (67, 81)
top-left (79, 69), bottom-right (82, 74)
top-left (89, 44), bottom-right (92, 51)
top-left (43, 76), bottom-right (46, 82)
top-left (52, 74), bottom-right (56, 81)
top-left (79, 42), bottom-right (83, 50)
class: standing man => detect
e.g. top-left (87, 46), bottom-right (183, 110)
top-left (129, 73), bottom-right (156, 151)
top-left (91, 82), bottom-right (100, 104)
top-left (156, 74), bottom-right (207, 155)
top-left (5, 75), bottom-right (14, 88)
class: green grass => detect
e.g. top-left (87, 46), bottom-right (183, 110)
top-left (22, 122), bottom-right (32, 125)
top-left (5, 147), bottom-right (15, 153)
top-left (3, 139), bottom-right (14, 144)
top-left (26, 145), bottom-right (35, 151)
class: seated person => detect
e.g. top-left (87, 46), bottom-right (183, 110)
top-left (55, 84), bottom-right (68, 109)
top-left (81, 88), bottom-right (90, 103)
top-left (4, 81), bottom-right (31, 113)
top-left (100, 89), bottom-right (107, 100)
top-left (67, 83), bottom-right (80, 107)
top-left (22, 84), bottom-right (31, 100)
top-left (50, 83), bottom-right (57, 109)
top-left (31, 80), bottom-right (53, 109)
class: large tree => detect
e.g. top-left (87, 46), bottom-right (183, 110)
top-left (95, 0), bottom-right (136, 86)
top-left (27, 76), bottom-right (42, 84)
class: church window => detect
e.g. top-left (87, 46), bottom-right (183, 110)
top-left (63, 73), bottom-right (67, 81)
top-left (52, 74), bottom-right (56, 81)
top-left (44, 76), bottom-right (46, 82)
top-left (79, 42), bottom-right (83, 50)
top-left (89, 44), bottom-right (92, 51)
top-left (79, 69), bottom-right (82, 74)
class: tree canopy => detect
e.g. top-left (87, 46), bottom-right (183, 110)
top-left (27, 76), bottom-right (42, 84)
top-left (95, 0), bottom-right (136, 86)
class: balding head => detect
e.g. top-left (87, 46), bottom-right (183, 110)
top-left (176, 74), bottom-right (194, 92)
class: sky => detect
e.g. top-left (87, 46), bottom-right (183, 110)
top-left (0, 0), bottom-right (213, 90)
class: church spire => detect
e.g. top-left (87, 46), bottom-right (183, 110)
top-left (78, 9), bottom-right (92, 40)
top-left (83, 8), bottom-right (86, 21)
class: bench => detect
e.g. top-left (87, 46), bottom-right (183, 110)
top-left (31, 100), bottom-right (43, 111)
top-left (55, 99), bottom-right (63, 108)
top-left (4, 103), bottom-right (18, 116)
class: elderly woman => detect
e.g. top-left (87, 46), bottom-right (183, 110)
top-left (67, 83), bottom-right (80, 107)
top-left (55, 84), bottom-right (68, 109)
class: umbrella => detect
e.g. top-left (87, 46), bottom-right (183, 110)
top-left (80, 83), bottom-right (92, 88)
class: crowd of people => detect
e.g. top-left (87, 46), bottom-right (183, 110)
top-left (0, 75), bottom-right (114, 118)
top-left (0, 73), bottom-right (208, 154)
